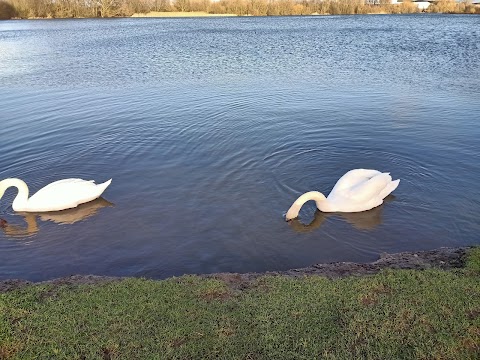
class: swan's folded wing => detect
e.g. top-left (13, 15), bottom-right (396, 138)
top-left (331, 169), bottom-right (382, 193)
top-left (28, 179), bottom-right (98, 210)
top-left (345, 173), bottom-right (392, 202)
top-left (37, 179), bottom-right (95, 193)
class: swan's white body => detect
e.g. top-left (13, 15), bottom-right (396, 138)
top-left (0, 178), bottom-right (112, 212)
top-left (286, 169), bottom-right (399, 220)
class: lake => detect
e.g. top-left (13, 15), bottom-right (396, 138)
top-left (0, 14), bottom-right (479, 281)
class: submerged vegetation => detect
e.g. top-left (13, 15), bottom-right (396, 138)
top-left (0, 247), bottom-right (479, 359)
top-left (0, 0), bottom-right (478, 19)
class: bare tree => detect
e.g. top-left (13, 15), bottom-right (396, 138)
top-left (174, 0), bottom-right (191, 12)
top-left (0, 0), bottom-right (16, 19)
top-left (98, 0), bottom-right (119, 17)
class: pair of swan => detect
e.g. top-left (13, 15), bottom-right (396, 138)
top-left (0, 168), bottom-right (399, 217)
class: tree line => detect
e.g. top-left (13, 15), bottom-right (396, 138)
top-left (0, 0), bottom-right (478, 20)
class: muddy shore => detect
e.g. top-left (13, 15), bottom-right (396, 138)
top-left (0, 247), bottom-right (471, 293)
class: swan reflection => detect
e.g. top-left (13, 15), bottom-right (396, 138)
top-left (0, 198), bottom-right (113, 238)
top-left (288, 196), bottom-right (394, 233)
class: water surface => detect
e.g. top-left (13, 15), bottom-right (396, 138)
top-left (1, 15), bottom-right (479, 281)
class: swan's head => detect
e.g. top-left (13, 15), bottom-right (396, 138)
top-left (285, 191), bottom-right (326, 221)
top-left (285, 203), bottom-right (302, 221)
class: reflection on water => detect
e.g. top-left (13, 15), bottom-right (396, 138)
top-left (0, 198), bottom-right (113, 238)
top-left (288, 196), bottom-right (393, 233)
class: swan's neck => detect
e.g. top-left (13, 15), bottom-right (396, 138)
top-left (0, 178), bottom-right (29, 211)
top-left (286, 191), bottom-right (330, 220)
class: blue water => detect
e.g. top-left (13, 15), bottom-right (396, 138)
top-left (0, 14), bottom-right (479, 281)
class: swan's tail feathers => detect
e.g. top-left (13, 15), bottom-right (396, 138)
top-left (379, 179), bottom-right (400, 199)
top-left (97, 179), bottom-right (112, 195)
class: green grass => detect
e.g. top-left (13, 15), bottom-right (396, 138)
top-left (1, 248), bottom-right (480, 359)
top-left (466, 247), bottom-right (480, 273)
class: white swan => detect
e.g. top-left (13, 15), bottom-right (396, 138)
top-left (285, 169), bottom-right (399, 220)
top-left (0, 178), bottom-right (112, 212)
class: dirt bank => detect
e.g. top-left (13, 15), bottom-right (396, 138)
top-left (0, 247), bottom-right (470, 293)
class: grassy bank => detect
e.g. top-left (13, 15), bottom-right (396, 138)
top-left (1, 248), bottom-right (479, 359)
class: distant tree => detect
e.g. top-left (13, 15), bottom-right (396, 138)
top-left (155, 0), bottom-right (171, 11)
top-left (462, 0), bottom-right (477, 13)
top-left (429, 0), bottom-right (456, 13)
top-left (0, 1), bottom-right (16, 19)
top-left (244, 0), bottom-right (265, 15)
top-left (99, 0), bottom-right (120, 17)
top-left (174, 0), bottom-right (191, 12)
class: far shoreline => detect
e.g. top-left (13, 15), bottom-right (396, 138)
top-left (131, 11), bottom-right (238, 18)
top-left (2, 11), bottom-right (479, 21)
